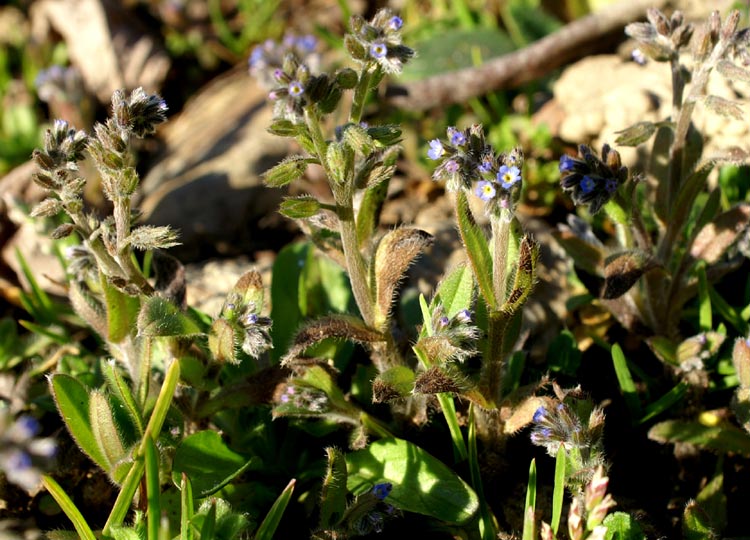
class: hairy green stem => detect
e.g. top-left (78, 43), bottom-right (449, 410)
top-left (350, 66), bottom-right (377, 125)
top-left (304, 107), bottom-right (374, 326)
top-left (491, 212), bottom-right (511, 305)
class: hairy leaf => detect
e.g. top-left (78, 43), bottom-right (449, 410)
top-left (318, 448), bottom-right (348, 530)
top-left (648, 419), bottom-right (750, 455)
top-left (282, 315), bottom-right (383, 364)
top-left (690, 203), bottom-right (750, 264)
top-left (372, 366), bottom-right (415, 403)
top-left (373, 228), bottom-right (433, 328)
top-left (137, 296), bottom-right (202, 337)
top-left (208, 319), bottom-right (239, 364)
top-left (615, 121), bottom-right (657, 147)
top-left (601, 250), bottom-right (655, 300)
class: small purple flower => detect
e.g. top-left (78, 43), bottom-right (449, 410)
top-left (388, 16), bottom-right (403, 31)
top-left (297, 35), bottom-right (318, 52)
top-left (445, 160), bottom-right (459, 173)
top-left (559, 154), bottom-right (576, 172)
top-left (455, 309), bottom-right (472, 323)
top-left (448, 127), bottom-right (466, 146)
top-left (273, 68), bottom-right (284, 81)
top-left (427, 139), bottom-right (444, 160)
top-left (580, 176), bottom-right (597, 194)
top-left (533, 406), bottom-right (546, 423)
top-left (476, 180), bottom-right (497, 201)
top-left (244, 313), bottom-right (259, 325)
top-left (370, 42), bottom-right (388, 59)
top-left (631, 48), bottom-right (647, 65)
top-left (372, 482), bottom-right (393, 500)
top-left (497, 165), bottom-right (521, 189)
top-left (437, 315), bottom-right (451, 328)
top-left (288, 81), bottom-right (305, 97)
top-left (478, 155), bottom-right (494, 174)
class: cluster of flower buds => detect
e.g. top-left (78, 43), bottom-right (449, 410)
top-left (559, 144), bottom-right (627, 215)
top-left (0, 410), bottom-right (56, 491)
top-left (625, 8), bottom-right (693, 62)
top-left (541, 466), bottom-right (616, 540)
top-left (248, 33), bottom-right (319, 89)
top-left (428, 124), bottom-right (524, 217)
top-left (419, 305), bottom-right (480, 364)
top-left (344, 9), bottom-right (414, 74)
top-left (530, 397), bottom-right (606, 490)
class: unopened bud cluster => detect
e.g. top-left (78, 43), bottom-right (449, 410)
top-left (344, 9), bottom-right (414, 74)
top-left (419, 306), bottom-right (480, 364)
top-left (277, 383), bottom-right (330, 414)
top-left (625, 8), bottom-right (693, 62)
top-left (428, 124), bottom-right (524, 217)
top-left (559, 144), bottom-right (627, 215)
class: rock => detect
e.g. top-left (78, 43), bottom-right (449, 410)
top-left (138, 67), bottom-right (297, 261)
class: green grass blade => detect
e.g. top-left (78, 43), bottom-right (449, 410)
top-left (15, 247), bottom-right (54, 320)
top-left (708, 286), bottom-right (749, 335)
top-left (41, 475), bottom-right (97, 540)
top-left (145, 437), bottom-right (161, 540)
top-left (611, 344), bottom-right (642, 419)
top-left (437, 393), bottom-right (468, 462)
top-left (522, 459), bottom-right (537, 540)
top-left (255, 478), bottom-right (296, 540)
top-left (551, 447), bottom-right (567, 535)
top-left (639, 382), bottom-right (689, 424)
top-left (180, 473), bottom-right (195, 540)
top-left (697, 264), bottom-right (712, 332)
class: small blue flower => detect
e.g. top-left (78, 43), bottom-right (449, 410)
top-left (447, 127), bottom-right (466, 146)
top-left (580, 175), bottom-right (597, 194)
top-left (478, 156), bottom-right (494, 174)
top-left (497, 165), bottom-right (521, 189)
top-left (476, 181), bottom-right (497, 201)
top-left (370, 42), bottom-right (388, 59)
top-left (372, 482), bottom-right (393, 500)
top-left (437, 315), bottom-right (451, 328)
top-left (427, 139), bottom-right (444, 160)
top-left (388, 16), bottom-right (403, 31)
top-left (455, 309), bottom-right (472, 323)
top-left (533, 406), bottom-right (546, 423)
top-left (288, 81), bottom-right (305, 97)
top-left (605, 178), bottom-right (618, 193)
top-left (559, 154), bottom-right (576, 172)
top-left (297, 35), bottom-right (318, 52)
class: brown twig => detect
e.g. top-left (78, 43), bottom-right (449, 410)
top-left (385, 0), bottom-right (671, 111)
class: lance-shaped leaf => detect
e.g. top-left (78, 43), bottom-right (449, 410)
top-left (703, 95), bottom-right (744, 120)
top-left (690, 203), bottom-right (750, 264)
top-left (263, 156), bottom-right (310, 187)
top-left (615, 121), bottom-right (657, 147)
top-left (683, 500), bottom-right (717, 540)
top-left (431, 264), bottom-right (474, 320)
top-left (648, 419), bottom-right (750, 456)
top-left (50, 374), bottom-right (109, 472)
top-left (456, 190), bottom-right (495, 309)
top-left (318, 448), bottom-right (348, 530)
top-left (552, 224), bottom-right (605, 277)
top-left (101, 274), bottom-right (141, 343)
top-left (372, 228), bottom-right (433, 329)
top-left (346, 437), bottom-right (479, 524)
top-left (137, 296), bottom-right (203, 337)
top-left (717, 59), bottom-right (750, 83)
top-left (601, 250), bottom-right (656, 300)
top-left (89, 390), bottom-right (130, 483)
top-left (414, 365), bottom-right (466, 395)
top-left (231, 270), bottom-right (265, 312)
top-left (500, 235), bottom-right (539, 314)
top-left (208, 319), bottom-right (239, 364)
top-left (372, 366), bottom-right (415, 403)
top-left (256, 479), bottom-right (296, 540)
top-left (281, 315), bottom-right (383, 365)
top-left (69, 280), bottom-right (108, 338)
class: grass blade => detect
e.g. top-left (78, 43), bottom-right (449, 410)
top-left (180, 473), bottom-right (195, 540)
top-left (551, 447), bottom-right (566, 535)
top-left (611, 344), bottom-right (642, 419)
top-left (255, 478), bottom-right (296, 540)
top-left (522, 459), bottom-right (537, 540)
top-left (41, 474), bottom-right (96, 540)
top-left (145, 437), bottom-right (161, 540)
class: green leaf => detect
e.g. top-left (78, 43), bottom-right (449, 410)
top-left (346, 437), bottom-right (479, 524)
top-left (546, 330), bottom-right (581, 376)
top-left (648, 419), bottom-right (750, 455)
top-left (319, 448), bottom-right (348, 530)
top-left (89, 391), bottom-right (128, 481)
top-left (683, 500), bottom-right (718, 540)
top-left (41, 475), bottom-right (97, 540)
top-left (102, 361), bottom-right (143, 436)
top-left (172, 431), bottom-right (260, 498)
top-left (432, 264), bottom-right (475, 320)
top-left (137, 296), bottom-right (202, 337)
top-left (208, 319), bottom-right (239, 364)
top-left (456, 190), bottom-right (495, 309)
top-left (603, 511), bottom-right (646, 540)
top-left (372, 366), bottom-right (415, 402)
top-left (255, 479), bottom-right (296, 540)
top-left (611, 344), bottom-right (642, 419)
top-left (50, 374), bottom-right (109, 472)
